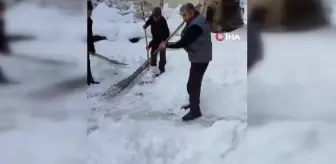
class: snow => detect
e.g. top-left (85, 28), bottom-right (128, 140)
top-left (5, 3), bottom-right (87, 41)
top-left (240, 0), bottom-right (247, 24)
top-left (3, 2), bottom-right (335, 164)
top-left (0, 2), bottom-right (87, 164)
top-left (88, 3), bottom-right (246, 164)
top-left (247, 11), bottom-right (336, 164)
top-left (329, 0), bottom-right (336, 24)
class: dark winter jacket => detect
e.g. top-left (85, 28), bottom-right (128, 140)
top-left (144, 15), bottom-right (170, 46)
top-left (167, 14), bottom-right (212, 63)
top-left (87, 16), bottom-right (95, 53)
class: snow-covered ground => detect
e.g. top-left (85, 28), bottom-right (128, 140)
top-left (88, 3), bottom-right (246, 164)
top-left (0, 3), bottom-right (87, 164)
top-left (246, 1), bottom-right (336, 163)
top-left (3, 1), bottom-right (335, 164)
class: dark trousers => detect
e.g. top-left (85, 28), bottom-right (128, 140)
top-left (87, 53), bottom-right (94, 84)
top-left (150, 43), bottom-right (166, 71)
top-left (187, 62), bottom-right (209, 107)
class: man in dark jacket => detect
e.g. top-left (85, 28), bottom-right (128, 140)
top-left (159, 3), bottom-right (212, 121)
top-left (87, 1), bottom-right (99, 85)
top-left (0, 1), bottom-right (10, 55)
top-left (143, 7), bottom-right (170, 76)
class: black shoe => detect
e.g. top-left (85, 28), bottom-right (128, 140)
top-left (154, 73), bottom-right (161, 77)
top-left (159, 67), bottom-right (165, 73)
top-left (181, 104), bottom-right (191, 110)
top-left (182, 110), bottom-right (202, 121)
top-left (88, 81), bottom-right (100, 85)
top-left (154, 70), bottom-right (164, 77)
top-left (182, 105), bottom-right (202, 121)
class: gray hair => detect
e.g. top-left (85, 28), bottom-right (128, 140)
top-left (180, 3), bottom-right (196, 13)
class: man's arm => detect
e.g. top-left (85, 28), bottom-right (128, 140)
top-left (143, 16), bottom-right (153, 29)
top-left (167, 24), bottom-right (202, 49)
top-left (162, 18), bottom-right (170, 40)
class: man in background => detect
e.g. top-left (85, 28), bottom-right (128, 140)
top-left (143, 7), bottom-right (170, 77)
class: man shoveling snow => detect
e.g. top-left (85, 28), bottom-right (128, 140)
top-left (143, 7), bottom-right (170, 77)
top-left (158, 3), bottom-right (212, 121)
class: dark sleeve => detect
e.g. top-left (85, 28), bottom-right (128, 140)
top-left (144, 16), bottom-right (152, 29)
top-left (87, 17), bottom-right (93, 38)
top-left (167, 25), bottom-right (202, 49)
top-left (163, 18), bottom-right (170, 40)
top-left (87, 17), bottom-right (95, 53)
top-left (148, 40), bottom-right (153, 47)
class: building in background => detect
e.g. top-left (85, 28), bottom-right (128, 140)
top-left (249, 0), bottom-right (330, 31)
top-left (198, 0), bottom-right (244, 32)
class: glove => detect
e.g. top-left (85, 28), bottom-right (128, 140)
top-left (146, 45), bottom-right (151, 51)
top-left (159, 41), bottom-right (167, 50)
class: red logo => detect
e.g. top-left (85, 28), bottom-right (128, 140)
top-left (215, 33), bottom-right (225, 41)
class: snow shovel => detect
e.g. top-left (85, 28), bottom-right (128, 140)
top-left (89, 52), bottom-right (128, 67)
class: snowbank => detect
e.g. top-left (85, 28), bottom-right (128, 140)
top-left (1, 3), bottom-right (88, 164)
top-left (5, 3), bottom-right (86, 41)
top-left (247, 17), bottom-right (336, 164)
top-left (0, 118), bottom-right (86, 164)
top-left (245, 121), bottom-right (336, 164)
top-left (88, 118), bottom-right (245, 164)
top-left (91, 3), bottom-right (184, 41)
top-left (92, 3), bottom-right (135, 23)
top-left (163, 4), bottom-right (185, 35)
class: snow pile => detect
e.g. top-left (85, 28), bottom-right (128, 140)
top-left (5, 3), bottom-right (86, 41)
top-left (163, 4), bottom-right (185, 35)
top-left (92, 2), bottom-right (142, 41)
top-left (92, 3), bottom-right (184, 41)
top-left (248, 31), bottom-right (336, 119)
top-left (247, 22), bottom-right (336, 163)
top-left (245, 121), bottom-right (336, 164)
top-left (0, 117), bottom-right (86, 164)
top-left (1, 3), bottom-right (88, 164)
top-left (88, 118), bottom-right (245, 164)
top-left (92, 2), bottom-right (135, 23)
